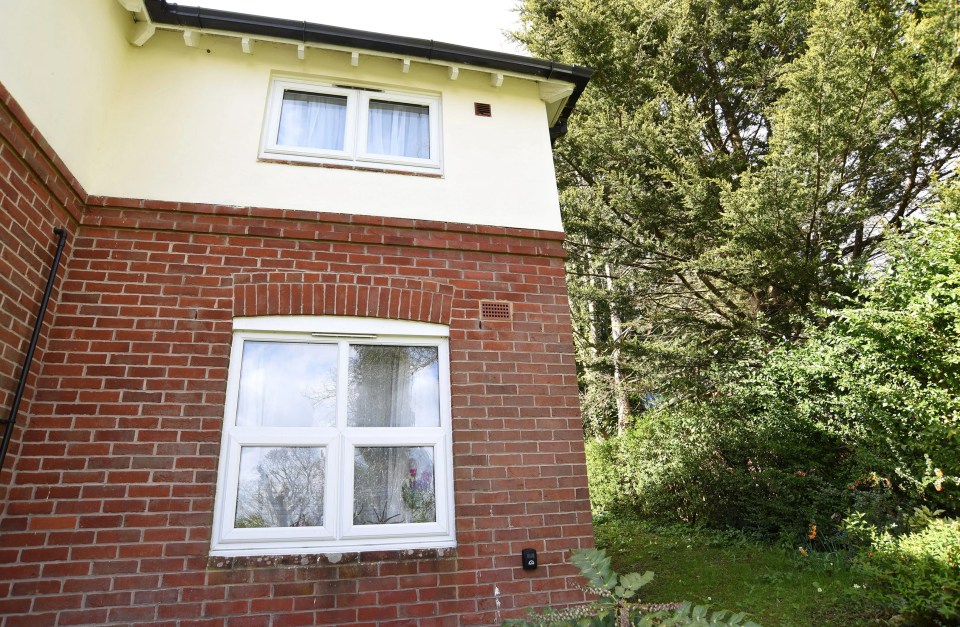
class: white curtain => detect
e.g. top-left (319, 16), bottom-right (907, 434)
top-left (353, 447), bottom-right (435, 525)
top-left (366, 100), bottom-right (430, 159)
top-left (277, 91), bottom-right (347, 150)
top-left (349, 346), bottom-right (439, 525)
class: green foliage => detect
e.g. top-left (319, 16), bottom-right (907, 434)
top-left (580, 374), bottom-right (623, 438)
top-left (583, 438), bottom-right (626, 519)
top-left (520, 1), bottom-right (960, 620)
top-left (853, 517), bottom-right (960, 624)
top-left (585, 195), bottom-right (960, 538)
top-left (572, 547), bottom-right (655, 599)
top-left (595, 520), bottom-right (882, 625)
top-left (517, 0), bottom-right (960, 404)
top-left (585, 409), bottom-right (848, 537)
top-left (503, 548), bottom-right (760, 627)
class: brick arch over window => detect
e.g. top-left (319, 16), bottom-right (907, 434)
top-left (232, 272), bottom-right (454, 325)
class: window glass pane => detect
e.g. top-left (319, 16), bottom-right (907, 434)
top-left (353, 446), bottom-right (435, 525)
top-left (347, 345), bottom-right (440, 427)
top-left (277, 90), bottom-right (347, 150)
top-left (366, 100), bottom-right (430, 159)
top-left (235, 446), bottom-right (326, 528)
top-left (236, 341), bottom-right (337, 427)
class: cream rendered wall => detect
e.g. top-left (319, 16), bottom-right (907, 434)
top-left (0, 2), bottom-right (565, 232)
top-left (0, 0), bottom-right (131, 189)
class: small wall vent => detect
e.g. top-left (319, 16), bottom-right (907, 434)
top-left (474, 102), bottom-right (492, 117)
top-left (480, 300), bottom-right (511, 320)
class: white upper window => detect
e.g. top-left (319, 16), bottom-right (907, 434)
top-left (261, 78), bottom-right (442, 173)
top-left (211, 316), bottom-right (455, 556)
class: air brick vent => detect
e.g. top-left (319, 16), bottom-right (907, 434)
top-left (474, 102), bottom-right (492, 117)
top-left (480, 300), bottom-right (511, 320)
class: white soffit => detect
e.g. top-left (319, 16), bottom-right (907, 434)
top-left (114, 1), bottom-right (579, 113)
top-left (540, 82), bottom-right (576, 126)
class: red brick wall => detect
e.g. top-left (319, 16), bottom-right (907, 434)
top-left (0, 84), bottom-right (83, 505)
top-left (0, 84), bottom-right (594, 626)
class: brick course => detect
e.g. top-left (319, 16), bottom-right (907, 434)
top-left (0, 83), bottom-right (82, 506)
top-left (0, 82), bottom-right (593, 626)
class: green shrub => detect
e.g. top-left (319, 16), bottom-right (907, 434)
top-left (584, 205), bottom-right (960, 540)
top-left (855, 517), bottom-right (960, 624)
top-left (583, 438), bottom-right (624, 519)
top-left (584, 406), bottom-right (850, 540)
top-left (503, 548), bottom-right (761, 627)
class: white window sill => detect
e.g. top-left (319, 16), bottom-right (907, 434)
top-left (257, 156), bottom-right (443, 178)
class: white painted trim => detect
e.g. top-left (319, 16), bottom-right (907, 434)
top-left (356, 91), bottom-right (442, 171)
top-left (210, 536), bottom-right (457, 558)
top-left (233, 316), bottom-right (449, 337)
top-left (339, 434), bottom-right (452, 542)
top-left (215, 431), bottom-right (339, 546)
top-left (539, 82), bottom-right (574, 104)
top-left (137, 23), bottom-right (576, 107)
top-left (210, 318), bottom-right (455, 557)
top-left (260, 79), bottom-right (357, 163)
top-left (259, 77), bottom-right (443, 175)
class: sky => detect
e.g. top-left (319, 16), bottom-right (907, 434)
top-left (193, 0), bottom-right (528, 55)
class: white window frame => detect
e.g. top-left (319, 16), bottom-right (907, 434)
top-left (260, 77), bottom-right (442, 174)
top-left (211, 316), bottom-right (455, 557)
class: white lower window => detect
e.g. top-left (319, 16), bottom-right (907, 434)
top-left (261, 77), bottom-right (442, 173)
top-left (211, 316), bottom-right (455, 556)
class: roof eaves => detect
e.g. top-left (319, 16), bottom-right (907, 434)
top-left (141, 0), bottom-right (593, 139)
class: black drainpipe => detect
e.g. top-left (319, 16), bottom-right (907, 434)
top-left (0, 227), bottom-right (68, 472)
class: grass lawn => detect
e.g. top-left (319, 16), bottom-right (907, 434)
top-left (594, 520), bottom-right (882, 626)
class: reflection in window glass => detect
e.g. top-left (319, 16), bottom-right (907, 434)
top-left (213, 322), bottom-right (453, 555)
top-left (236, 341), bottom-right (337, 428)
top-left (235, 446), bottom-right (325, 528)
top-left (278, 91), bottom-right (348, 150)
top-left (353, 446), bottom-right (435, 525)
top-left (366, 100), bottom-right (431, 159)
top-left (347, 345), bottom-right (439, 427)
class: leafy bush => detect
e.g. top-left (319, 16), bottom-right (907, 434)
top-left (854, 517), bottom-right (960, 624)
top-left (585, 406), bottom-right (850, 539)
top-left (503, 548), bottom-right (760, 626)
top-left (585, 198), bottom-right (960, 540)
top-left (583, 438), bottom-right (624, 520)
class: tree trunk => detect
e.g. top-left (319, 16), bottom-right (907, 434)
top-left (605, 264), bottom-right (631, 434)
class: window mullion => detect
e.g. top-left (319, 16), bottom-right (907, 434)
top-left (347, 91), bottom-right (366, 160)
top-left (336, 340), bottom-right (349, 430)
top-left (335, 339), bottom-right (351, 540)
